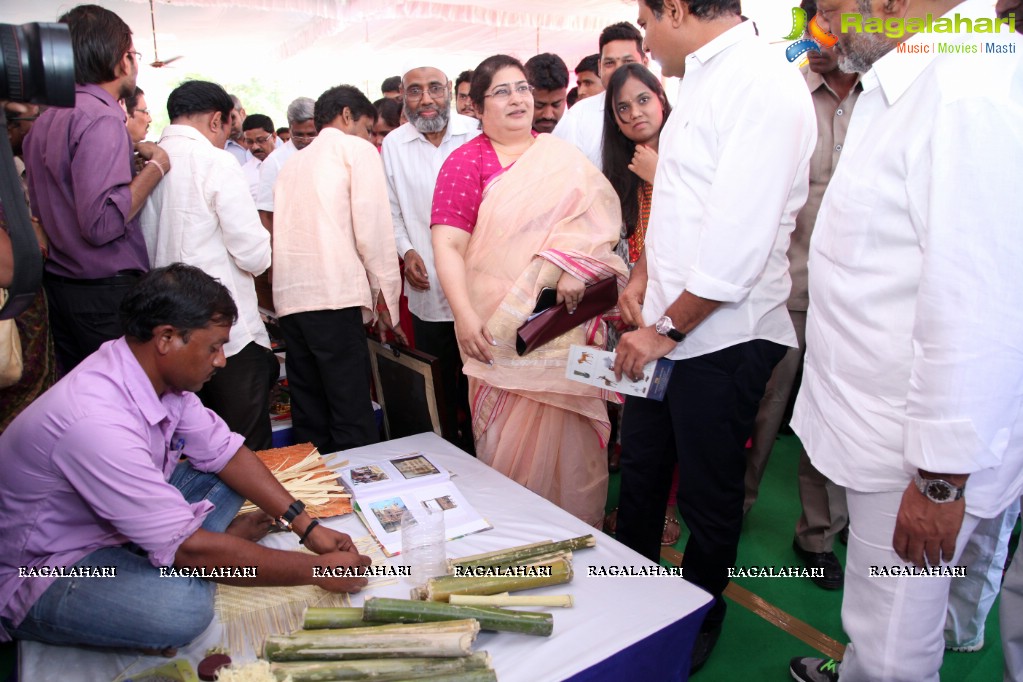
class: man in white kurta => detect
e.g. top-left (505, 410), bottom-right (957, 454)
top-left (255, 97), bottom-right (316, 236)
top-left (789, 0), bottom-right (1023, 679)
top-left (141, 80), bottom-right (274, 450)
top-left (382, 63), bottom-right (480, 450)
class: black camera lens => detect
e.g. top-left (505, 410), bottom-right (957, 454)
top-left (0, 22), bottom-right (75, 107)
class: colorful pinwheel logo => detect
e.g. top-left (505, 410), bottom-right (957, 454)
top-left (784, 7), bottom-right (839, 62)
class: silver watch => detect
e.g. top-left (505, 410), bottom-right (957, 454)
top-left (654, 315), bottom-right (685, 343)
top-left (912, 474), bottom-right (964, 504)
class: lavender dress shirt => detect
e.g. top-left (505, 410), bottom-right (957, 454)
top-left (0, 338), bottom-right (244, 640)
top-left (23, 84), bottom-right (149, 279)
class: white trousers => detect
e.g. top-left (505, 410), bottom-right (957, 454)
top-left (945, 499), bottom-right (1020, 648)
top-left (1001, 501), bottom-right (1023, 682)
top-left (841, 490), bottom-right (981, 682)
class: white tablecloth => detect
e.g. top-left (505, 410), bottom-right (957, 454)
top-left (20, 433), bottom-right (711, 681)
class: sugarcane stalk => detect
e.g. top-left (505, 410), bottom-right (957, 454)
top-left (269, 652), bottom-right (492, 682)
top-left (389, 672), bottom-right (497, 682)
top-left (263, 620), bottom-right (479, 661)
top-left (425, 557), bottom-right (572, 602)
top-left (363, 597), bottom-right (553, 636)
top-left (448, 593), bottom-right (573, 608)
top-left (303, 607), bottom-right (366, 630)
top-left (449, 535), bottom-right (595, 569)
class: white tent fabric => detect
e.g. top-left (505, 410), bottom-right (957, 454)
top-left (7, 0), bottom-right (648, 102)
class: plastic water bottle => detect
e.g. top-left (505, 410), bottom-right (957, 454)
top-left (401, 507), bottom-right (448, 586)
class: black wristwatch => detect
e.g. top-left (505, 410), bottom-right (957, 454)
top-left (912, 475), bottom-right (964, 504)
top-left (655, 315), bottom-right (685, 343)
top-left (276, 500), bottom-right (306, 531)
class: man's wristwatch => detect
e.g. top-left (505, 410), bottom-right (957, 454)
top-left (912, 474), bottom-right (964, 504)
top-left (276, 500), bottom-right (306, 531)
top-left (655, 315), bottom-right (685, 343)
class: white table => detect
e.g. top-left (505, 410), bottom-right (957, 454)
top-left (20, 433), bottom-right (711, 681)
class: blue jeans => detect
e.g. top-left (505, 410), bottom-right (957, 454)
top-left (2, 463), bottom-right (242, 649)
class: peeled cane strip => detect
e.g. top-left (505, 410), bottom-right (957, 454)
top-left (268, 652), bottom-right (492, 682)
top-left (263, 620), bottom-right (480, 661)
top-left (449, 535), bottom-right (595, 569)
top-left (363, 597), bottom-right (553, 636)
top-left (424, 558), bottom-right (572, 602)
top-left (448, 593), bottom-right (573, 608)
top-left (303, 607), bottom-right (365, 630)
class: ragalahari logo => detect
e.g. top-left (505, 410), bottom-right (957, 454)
top-left (784, 7), bottom-right (839, 62)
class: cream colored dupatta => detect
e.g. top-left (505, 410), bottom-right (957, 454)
top-left (461, 134), bottom-right (627, 525)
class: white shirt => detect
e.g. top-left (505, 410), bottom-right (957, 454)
top-left (792, 0), bottom-right (1023, 518)
top-left (643, 21), bottom-right (815, 361)
top-left (242, 156), bottom-right (261, 202)
top-left (255, 139), bottom-right (298, 212)
top-left (224, 137), bottom-right (250, 165)
top-left (141, 125), bottom-right (271, 358)
top-left (382, 114), bottom-right (481, 322)
top-left (552, 92), bottom-right (604, 171)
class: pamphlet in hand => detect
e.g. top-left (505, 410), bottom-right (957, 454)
top-left (565, 345), bottom-right (674, 400)
top-left (338, 453), bottom-right (492, 555)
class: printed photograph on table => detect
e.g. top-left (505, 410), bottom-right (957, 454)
top-left (423, 495), bottom-right (458, 512)
top-left (350, 464), bottom-right (390, 485)
top-left (369, 497), bottom-right (409, 534)
top-left (392, 454), bottom-right (442, 479)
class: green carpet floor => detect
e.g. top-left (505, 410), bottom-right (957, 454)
top-left (605, 433), bottom-right (1013, 680)
top-left (1, 433), bottom-right (1015, 681)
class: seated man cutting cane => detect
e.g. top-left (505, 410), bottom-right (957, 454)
top-left (0, 263), bottom-right (370, 654)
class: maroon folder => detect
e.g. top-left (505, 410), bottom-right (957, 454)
top-left (515, 277), bottom-right (618, 356)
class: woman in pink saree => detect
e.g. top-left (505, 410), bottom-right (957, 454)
top-left (431, 55), bottom-right (627, 526)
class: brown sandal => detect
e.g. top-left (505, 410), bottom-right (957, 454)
top-left (662, 513), bottom-right (681, 546)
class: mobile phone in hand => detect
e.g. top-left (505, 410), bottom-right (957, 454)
top-left (533, 287), bottom-right (558, 314)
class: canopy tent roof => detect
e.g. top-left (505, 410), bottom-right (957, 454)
top-left (7, 0), bottom-right (794, 125)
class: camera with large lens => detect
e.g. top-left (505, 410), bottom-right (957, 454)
top-left (1, 22), bottom-right (75, 106)
top-left (0, 21), bottom-right (75, 319)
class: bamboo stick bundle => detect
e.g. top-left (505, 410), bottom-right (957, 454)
top-left (242, 444), bottom-right (352, 516)
top-left (423, 557), bottom-right (573, 602)
top-left (263, 620), bottom-right (480, 661)
top-left (448, 535), bottom-right (595, 570)
top-left (449, 593), bottom-right (573, 608)
top-left (303, 607), bottom-right (365, 630)
top-left (268, 652), bottom-right (492, 682)
top-left (362, 597), bottom-right (553, 636)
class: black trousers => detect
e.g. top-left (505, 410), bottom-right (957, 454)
top-left (44, 272), bottom-right (141, 374)
top-left (411, 316), bottom-right (473, 454)
top-left (197, 341), bottom-right (278, 451)
top-left (616, 339), bottom-right (786, 628)
top-left (279, 308), bottom-right (378, 454)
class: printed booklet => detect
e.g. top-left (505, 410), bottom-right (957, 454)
top-left (565, 345), bottom-right (674, 400)
top-left (338, 453), bottom-right (491, 555)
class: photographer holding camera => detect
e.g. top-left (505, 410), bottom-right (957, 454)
top-left (23, 4), bottom-right (170, 373)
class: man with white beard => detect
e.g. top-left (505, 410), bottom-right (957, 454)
top-left (786, 0), bottom-right (1023, 679)
top-left (381, 64), bottom-right (480, 452)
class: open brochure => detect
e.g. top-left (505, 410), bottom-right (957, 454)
top-left (338, 453), bottom-right (492, 556)
top-left (565, 345), bottom-right (674, 400)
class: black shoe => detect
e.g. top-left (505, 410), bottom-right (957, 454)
top-left (792, 539), bottom-right (844, 590)
top-left (689, 623), bottom-right (722, 675)
top-left (789, 656), bottom-right (840, 681)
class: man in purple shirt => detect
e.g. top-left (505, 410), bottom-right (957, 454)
top-left (23, 5), bottom-right (171, 373)
top-left (0, 264), bottom-right (371, 652)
